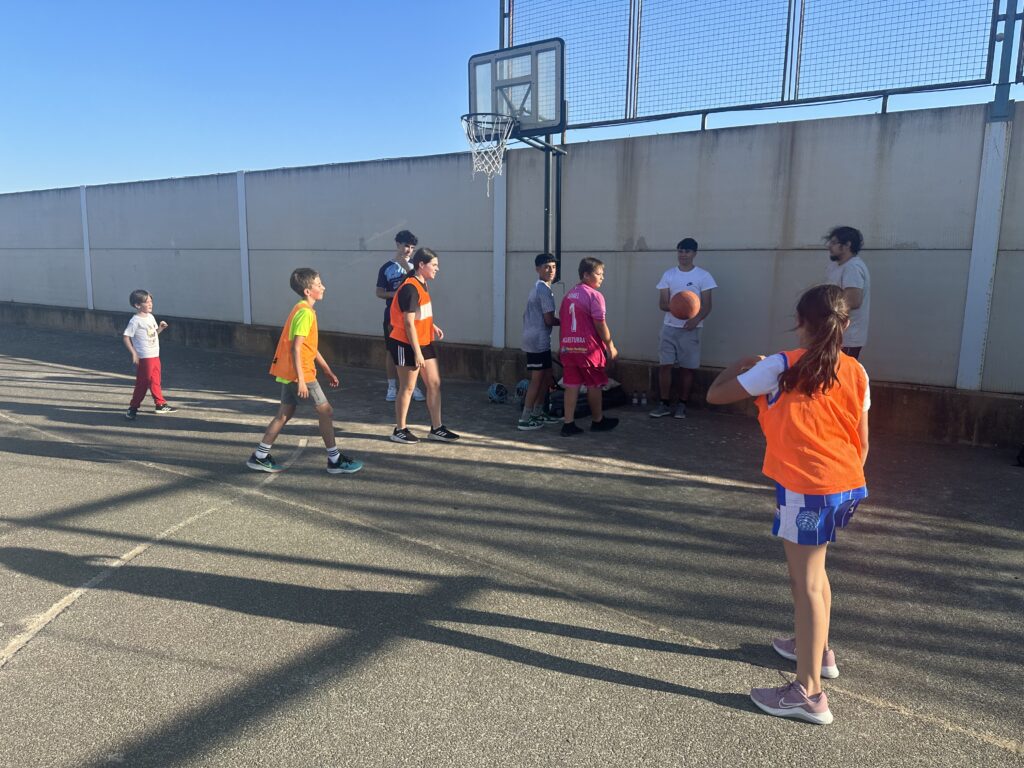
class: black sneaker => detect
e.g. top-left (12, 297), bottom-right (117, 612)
top-left (560, 421), bottom-right (584, 437)
top-left (125, 407), bottom-right (138, 421)
top-left (154, 404), bottom-right (177, 414)
top-left (428, 425), bottom-right (461, 442)
top-left (390, 427), bottom-right (420, 444)
top-left (590, 417), bottom-right (619, 432)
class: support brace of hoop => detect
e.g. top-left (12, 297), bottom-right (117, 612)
top-left (516, 135), bottom-right (567, 156)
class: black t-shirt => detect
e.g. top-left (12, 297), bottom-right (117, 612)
top-left (396, 281), bottom-right (426, 313)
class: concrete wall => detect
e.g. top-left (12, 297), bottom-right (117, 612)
top-left (0, 188), bottom-right (85, 307)
top-left (1, 104), bottom-right (1021, 395)
top-left (86, 174), bottom-right (242, 322)
top-left (243, 153), bottom-right (492, 342)
top-left (505, 105), bottom-right (990, 388)
top-left (988, 109), bottom-right (1024, 394)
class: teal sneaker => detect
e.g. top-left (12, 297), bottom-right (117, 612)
top-left (247, 453), bottom-right (283, 473)
top-left (535, 410), bottom-right (561, 424)
top-left (517, 416), bottom-right (544, 431)
top-left (327, 454), bottom-right (363, 474)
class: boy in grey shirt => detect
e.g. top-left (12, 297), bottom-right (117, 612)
top-left (519, 253), bottom-right (561, 430)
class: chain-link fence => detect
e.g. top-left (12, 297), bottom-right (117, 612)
top-left (507, 0), bottom-right (1001, 129)
top-left (796, 0), bottom-right (995, 99)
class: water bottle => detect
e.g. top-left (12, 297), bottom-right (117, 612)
top-left (631, 390), bottom-right (639, 406)
top-left (640, 392), bottom-right (648, 406)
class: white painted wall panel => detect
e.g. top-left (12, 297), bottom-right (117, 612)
top-left (244, 155), bottom-right (490, 253)
top-left (998, 111), bottom-right (1024, 251)
top-left (0, 188), bottom-right (82, 248)
top-left (86, 175), bottom-right (239, 250)
top-left (90, 249), bottom-right (243, 322)
top-left (0, 249), bottom-right (87, 307)
top-left (982, 250), bottom-right (1024, 393)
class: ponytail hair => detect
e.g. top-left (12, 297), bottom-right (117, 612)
top-left (779, 284), bottom-right (849, 397)
top-left (411, 247), bottom-right (438, 271)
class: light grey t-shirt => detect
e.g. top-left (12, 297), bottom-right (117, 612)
top-left (521, 280), bottom-right (556, 353)
top-left (825, 256), bottom-right (870, 347)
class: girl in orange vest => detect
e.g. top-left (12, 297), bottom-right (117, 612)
top-left (387, 248), bottom-right (460, 444)
top-left (707, 284), bottom-right (869, 725)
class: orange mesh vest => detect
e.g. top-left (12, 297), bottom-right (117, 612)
top-left (269, 302), bottom-right (318, 383)
top-left (755, 349), bottom-right (867, 494)
top-left (388, 277), bottom-right (433, 347)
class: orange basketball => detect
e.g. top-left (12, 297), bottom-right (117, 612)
top-left (669, 290), bottom-right (701, 320)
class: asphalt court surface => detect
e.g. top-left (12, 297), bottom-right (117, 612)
top-left (0, 324), bottom-right (1021, 767)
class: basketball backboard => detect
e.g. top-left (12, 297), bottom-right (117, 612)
top-left (468, 37), bottom-right (566, 138)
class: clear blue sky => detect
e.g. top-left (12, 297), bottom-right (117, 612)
top-left (1, 1), bottom-right (1019, 194)
top-left (1, 1), bottom-right (498, 193)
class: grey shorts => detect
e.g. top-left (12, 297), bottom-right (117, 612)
top-left (658, 325), bottom-right (702, 368)
top-left (280, 380), bottom-right (328, 408)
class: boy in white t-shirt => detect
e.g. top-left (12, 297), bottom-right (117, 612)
top-left (651, 238), bottom-right (717, 419)
top-left (122, 289), bottom-right (176, 420)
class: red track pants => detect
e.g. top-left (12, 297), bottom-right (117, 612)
top-left (130, 357), bottom-right (166, 409)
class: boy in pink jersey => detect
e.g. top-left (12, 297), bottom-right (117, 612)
top-left (558, 257), bottom-right (619, 436)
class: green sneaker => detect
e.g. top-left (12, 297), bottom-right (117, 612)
top-left (517, 416), bottom-right (544, 431)
top-left (246, 453), bottom-right (283, 473)
top-left (535, 410), bottom-right (561, 424)
top-left (327, 454), bottom-right (363, 474)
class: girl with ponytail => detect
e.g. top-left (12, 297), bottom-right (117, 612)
top-left (707, 284), bottom-right (870, 725)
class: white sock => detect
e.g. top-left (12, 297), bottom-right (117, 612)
top-left (387, 378), bottom-right (396, 388)
top-left (255, 442), bottom-right (272, 459)
top-left (327, 446), bottom-right (340, 461)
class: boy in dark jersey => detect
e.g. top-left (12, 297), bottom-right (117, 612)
top-left (376, 230), bottom-right (425, 403)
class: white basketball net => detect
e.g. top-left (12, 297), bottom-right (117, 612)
top-left (461, 113), bottom-right (517, 197)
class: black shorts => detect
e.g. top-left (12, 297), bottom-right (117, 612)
top-left (525, 350), bottom-right (553, 370)
top-left (388, 338), bottom-right (436, 367)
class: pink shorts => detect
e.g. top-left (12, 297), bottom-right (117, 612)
top-left (562, 364), bottom-right (608, 389)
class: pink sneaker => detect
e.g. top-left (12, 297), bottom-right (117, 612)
top-left (750, 680), bottom-right (833, 725)
top-left (771, 637), bottom-right (839, 679)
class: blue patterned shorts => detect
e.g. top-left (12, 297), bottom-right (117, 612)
top-left (772, 483), bottom-right (868, 545)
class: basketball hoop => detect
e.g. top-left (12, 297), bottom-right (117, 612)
top-left (461, 112), bottom-right (517, 197)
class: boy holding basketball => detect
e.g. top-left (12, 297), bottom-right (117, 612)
top-left (558, 257), bottom-right (618, 436)
top-left (246, 268), bottom-right (363, 475)
top-left (650, 237), bottom-right (717, 419)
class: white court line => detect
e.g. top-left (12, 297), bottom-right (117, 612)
top-left (0, 431), bottom-right (307, 671)
top-left (0, 409), bottom-right (1019, 756)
